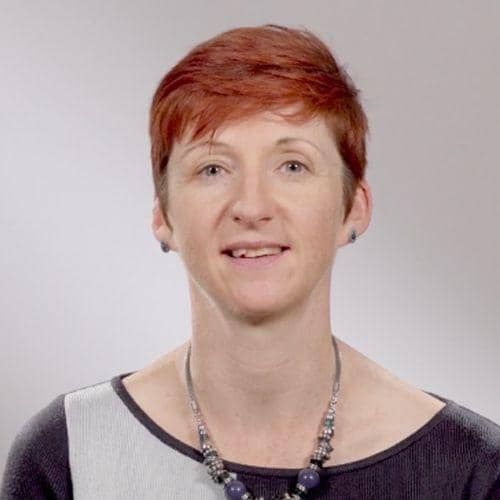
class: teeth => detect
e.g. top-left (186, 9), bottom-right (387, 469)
top-left (230, 246), bottom-right (283, 258)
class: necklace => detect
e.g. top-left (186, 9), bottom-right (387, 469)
top-left (184, 334), bottom-right (341, 500)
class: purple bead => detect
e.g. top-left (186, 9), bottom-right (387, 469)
top-left (297, 467), bottom-right (320, 489)
top-left (224, 479), bottom-right (248, 499)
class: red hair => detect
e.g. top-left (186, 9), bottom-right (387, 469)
top-left (149, 24), bottom-right (369, 222)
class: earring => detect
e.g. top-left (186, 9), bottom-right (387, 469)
top-left (349, 229), bottom-right (357, 243)
top-left (160, 241), bottom-right (170, 253)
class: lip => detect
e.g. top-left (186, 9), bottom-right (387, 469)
top-left (222, 248), bottom-right (290, 268)
top-left (221, 240), bottom-right (289, 252)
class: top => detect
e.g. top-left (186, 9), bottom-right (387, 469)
top-left (1, 371), bottom-right (500, 499)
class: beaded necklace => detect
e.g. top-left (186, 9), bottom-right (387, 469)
top-left (184, 334), bottom-right (341, 499)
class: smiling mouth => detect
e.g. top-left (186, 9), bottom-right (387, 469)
top-left (221, 247), bottom-right (290, 259)
top-left (221, 247), bottom-right (290, 268)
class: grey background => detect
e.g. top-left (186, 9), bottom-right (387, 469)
top-left (1, 1), bottom-right (499, 474)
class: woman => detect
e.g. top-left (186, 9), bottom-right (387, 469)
top-left (2, 24), bottom-right (499, 500)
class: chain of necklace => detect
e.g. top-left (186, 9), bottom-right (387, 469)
top-left (184, 334), bottom-right (341, 499)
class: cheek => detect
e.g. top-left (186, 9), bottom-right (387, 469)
top-left (170, 202), bottom-right (214, 259)
top-left (305, 209), bottom-right (337, 256)
top-left (300, 185), bottom-right (340, 229)
top-left (295, 193), bottom-right (341, 261)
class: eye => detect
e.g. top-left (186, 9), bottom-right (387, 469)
top-left (199, 164), bottom-right (225, 177)
top-left (281, 160), bottom-right (307, 174)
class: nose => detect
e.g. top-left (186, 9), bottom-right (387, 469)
top-left (229, 169), bottom-right (274, 225)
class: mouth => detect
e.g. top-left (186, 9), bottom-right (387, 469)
top-left (221, 247), bottom-right (290, 268)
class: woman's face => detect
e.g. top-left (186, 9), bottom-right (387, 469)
top-left (155, 109), bottom-right (352, 319)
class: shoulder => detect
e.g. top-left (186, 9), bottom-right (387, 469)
top-left (344, 340), bottom-right (500, 454)
top-left (426, 394), bottom-right (500, 497)
top-left (445, 397), bottom-right (500, 477)
top-left (438, 395), bottom-right (500, 455)
top-left (341, 343), bottom-right (500, 495)
top-left (0, 393), bottom-right (72, 499)
top-left (1, 375), bottom-right (122, 500)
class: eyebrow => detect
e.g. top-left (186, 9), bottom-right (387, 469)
top-left (178, 136), bottom-right (325, 161)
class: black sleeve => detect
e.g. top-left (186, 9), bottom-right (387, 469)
top-left (487, 477), bottom-right (500, 499)
top-left (0, 394), bottom-right (73, 500)
top-left (479, 452), bottom-right (500, 500)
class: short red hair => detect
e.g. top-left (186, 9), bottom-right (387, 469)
top-left (149, 24), bottom-right (369, 222)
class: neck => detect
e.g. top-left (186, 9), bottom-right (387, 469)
top-left (185, 279), bottom-right (340, 443)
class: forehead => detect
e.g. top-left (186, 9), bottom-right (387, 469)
top-left (172, 110), bottom-right (335, 157)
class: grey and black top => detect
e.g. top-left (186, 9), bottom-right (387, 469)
top-left (2, 371), bottom-right (500, 499)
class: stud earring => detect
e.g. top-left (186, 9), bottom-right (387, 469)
top-left (349, 229), bottom-right (357, 243)
top-left (160, 241), bottom-right (170, 253)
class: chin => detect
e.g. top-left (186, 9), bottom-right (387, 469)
top-left (224, 287), bottom-right (303, 322)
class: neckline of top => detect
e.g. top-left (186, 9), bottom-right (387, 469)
top-left (110, 371), bottom-right (456, 478)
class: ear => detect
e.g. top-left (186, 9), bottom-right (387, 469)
top-left (337, 178), bottom-right (373, 248)
top-left (151, 196), bottom-right (179, 252)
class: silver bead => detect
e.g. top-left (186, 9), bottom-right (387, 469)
top-left (320, 428), bottom-right (333, 439)
top-left (295, 483), bottom-right (307, 493)
top-left (318, 438), bottom-right (333, 450)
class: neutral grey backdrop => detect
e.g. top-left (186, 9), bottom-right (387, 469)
top-left (1, 1), bottom-right (499, 474)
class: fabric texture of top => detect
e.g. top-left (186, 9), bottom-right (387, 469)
top-left (2, 371), bottom-right (500, 499)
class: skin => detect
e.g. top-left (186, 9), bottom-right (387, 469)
top-left (123, 108), bottom-right (446, 468)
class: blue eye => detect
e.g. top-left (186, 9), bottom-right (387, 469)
top-left (282, 160), bottom-right (306, 174)
top-left (199, 164), bottom-right (223, 177)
